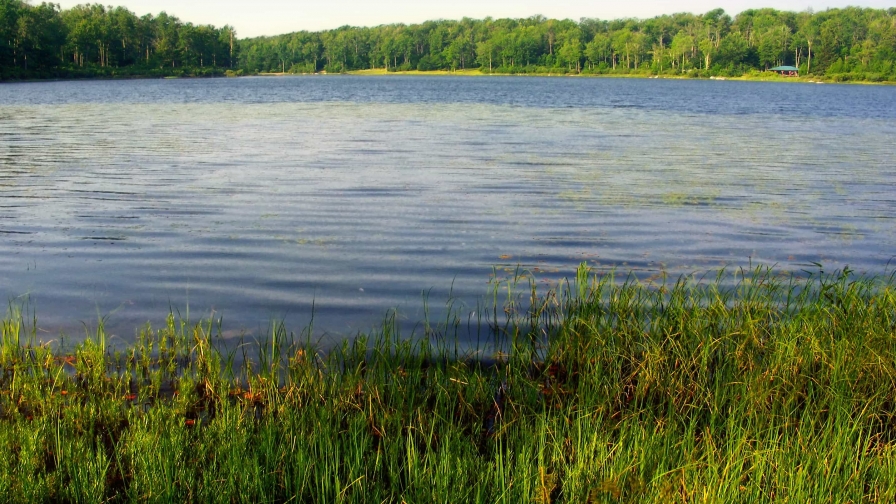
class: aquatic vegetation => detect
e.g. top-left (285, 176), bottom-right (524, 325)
top-left (1, 265), bottom-right (895, 502)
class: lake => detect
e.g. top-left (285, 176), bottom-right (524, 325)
top-left (1, 76), bottom-right (895, 343)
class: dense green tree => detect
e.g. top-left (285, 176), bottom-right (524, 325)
top-left (716, 31), bottom-right (750, 67)
top-left (584, 32), bottom-right (611, 69)
top-left (670, 31), bottom-right (694, 70)
top-left (1, 0), bottom-right (236, 79)
top-left (2, 2), bottom-right (895, 81)
top-left (555, 29), bottom-right (581, 72)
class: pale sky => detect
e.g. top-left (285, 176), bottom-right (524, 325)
top-left (52, 0), bottom-right (896, 38)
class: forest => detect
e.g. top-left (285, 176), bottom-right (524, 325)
top-left (2, 1), bottom-right (896, 81)
top-left (0, 0), bottom-right (238, 79)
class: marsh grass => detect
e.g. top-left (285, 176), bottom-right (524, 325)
top-left (1, 264), bottom-right (895, 502)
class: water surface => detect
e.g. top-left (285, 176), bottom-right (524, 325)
top-left (1, 76), bottom-right (894, 341)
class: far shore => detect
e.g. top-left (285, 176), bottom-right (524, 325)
top-left (254, 68), bottom-right (895, 86)
top-left (5, 69), bottom-right (892, 86)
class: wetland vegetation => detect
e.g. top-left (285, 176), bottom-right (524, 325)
top-left (2, 265), bottom-right (895, 502)
top-left (3, 7), bottom-right (896, 500)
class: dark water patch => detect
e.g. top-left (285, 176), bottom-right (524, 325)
top-left (69, 196), bottom-right (141, 202)
top-left (338, 187), bottom-right (413, 197)
top-left (74, 215), bottom-right (140, 220)
top-left (70, 189), bottom-right (140, 196)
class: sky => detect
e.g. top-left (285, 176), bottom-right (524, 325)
top-left (52, 0), bottom-right (896, 38)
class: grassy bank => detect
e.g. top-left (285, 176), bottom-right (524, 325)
top-left (343, 67), bottom-right (896, 85)
top-left (350, 68), bottom-right (485, 77)
top-left (2, 265), bottom-right (895, 502)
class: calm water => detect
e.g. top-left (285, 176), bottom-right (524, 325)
top-left (1, 76), bottom-right (895, 342)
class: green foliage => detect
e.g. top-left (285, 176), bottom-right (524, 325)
top-left (237, 7), bottom-right (896, 81)
top-left (2, 3), bottom-right (895, 81)
top-left (0, 0), bottom-right (237, 80)
top-left (2, 267), bottom-right (896, 501)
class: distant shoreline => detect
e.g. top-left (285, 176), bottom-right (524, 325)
top-left (316, 69), bottom-right (896, 86)
top-left (4, 69), bottom-right (894, 86)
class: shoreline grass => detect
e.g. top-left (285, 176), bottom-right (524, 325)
top-left (7, 68), bottom-right (892, 86)
top-left (2, 265), bottom-right (895, 502)
top-left (341, 68), bottom-right (896, 85)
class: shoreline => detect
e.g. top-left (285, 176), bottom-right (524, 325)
top-left (5, 68), bottom-right (894, 86)
top-left (2, 266), bottom-right (894, 500)
top-left (344, 68), bottom-right (895, 85)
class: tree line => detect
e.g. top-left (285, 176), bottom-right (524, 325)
top-left (241, 7), bottom-right (896, 81)
top-left (3, 2), bottom-right (896, 82)
top-left (0, 0), bottom-right (237, 79)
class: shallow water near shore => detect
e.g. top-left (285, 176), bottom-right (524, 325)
top-left (1, 76), bottom-right (895, 341)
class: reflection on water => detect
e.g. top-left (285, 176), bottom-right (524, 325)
top-left (1, 77), bottom-right (894, 341)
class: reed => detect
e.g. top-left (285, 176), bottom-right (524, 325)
top-left (1, 265), bottom-right (894, 502)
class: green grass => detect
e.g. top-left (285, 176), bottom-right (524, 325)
top-left (1, 264), bottom-right (895, 502)
top-left (349, 68), bottom-right (485, 76)
top-left (343, 67), bottom-right (896, 85)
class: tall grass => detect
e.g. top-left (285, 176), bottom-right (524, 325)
top-left (1, 265), bottom-right (894, 502)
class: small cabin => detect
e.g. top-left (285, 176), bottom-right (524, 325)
top-left (770, 65), bottom-right (799, 77)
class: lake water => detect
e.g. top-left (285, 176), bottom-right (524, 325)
top-left (1, 76), bottom-right (895, 343)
